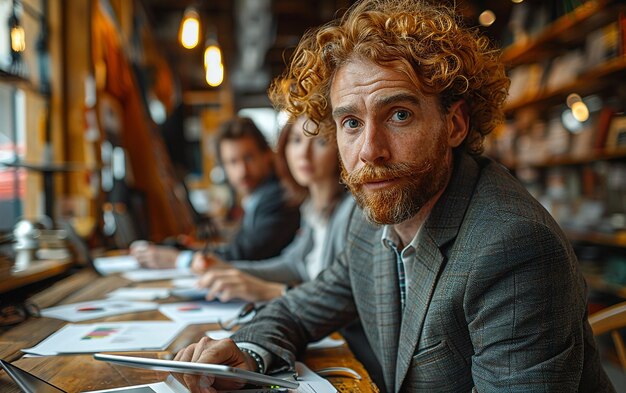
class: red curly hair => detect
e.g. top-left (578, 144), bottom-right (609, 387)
top-left (269, 0), bottom-right (510, 155)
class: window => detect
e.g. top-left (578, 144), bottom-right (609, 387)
top-left (0, 83), bottom-right (26, 231)
top-left (0, 0), bottom-right (12, 71)
top-left (0, 0), bottom-right (50, 231)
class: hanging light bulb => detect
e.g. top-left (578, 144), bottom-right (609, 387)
top-left (205, 62), bottom-right (224, 87)
top-left (204, 44), bottom-right (222, 68)
top-left (9, 10), bottom-right (26, 52)
top-left (204, 33), bottom-right (224, 87)
top-left (179, 7), bottom-right (200, 49)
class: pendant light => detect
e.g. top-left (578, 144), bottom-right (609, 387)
top-left (179, 7), bottom-right (200, 49)
top-left (204, 31), bottom-right (224, 87)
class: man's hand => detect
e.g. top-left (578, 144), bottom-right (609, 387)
top-left (129, 241), bottom-right (179, 269)
top-left (198, 268), bottom-right (284, 302)
top-left (191, 251), bottom-right (229, 274)
top-left (173, 337), bottom-right (255, 393)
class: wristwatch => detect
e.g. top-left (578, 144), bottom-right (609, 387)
top-left (240, 347), bottom-right (265, 374)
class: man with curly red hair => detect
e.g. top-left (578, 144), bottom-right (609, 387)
top-left (174, 1), bottom-right (615, 392)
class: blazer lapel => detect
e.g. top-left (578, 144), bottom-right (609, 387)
top-left (394, 153), bottom-right (481, 390)
top-left (374, 239), bottom-right (402, 393)
top-left (394, 234), bottom-right (445, 390)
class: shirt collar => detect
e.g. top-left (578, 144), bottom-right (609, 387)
top-left (381, 223), bottom-right (424, 253)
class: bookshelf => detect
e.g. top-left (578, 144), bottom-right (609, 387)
top-left (504, 56), bottom-right (626, 113)
top-left (507, 147), bottom-right (626, 169)
top-left (502, 0), bottom-right (624, 66)
top-left (489, 0), bottom-right (626, 297)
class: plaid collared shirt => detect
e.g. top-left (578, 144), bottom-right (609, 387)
top-left (381, 225), bottom-right (422, 312)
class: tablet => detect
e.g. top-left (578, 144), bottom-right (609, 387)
top-left (93, 353), bottom-right (299, 389)
top-left (0, 359), bottom-right (67, 393)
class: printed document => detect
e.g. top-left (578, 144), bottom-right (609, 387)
top-left (159, 301), bottom-right (246, 325)
top-left (40, 300), bottom-right (159, 322)
top-left (22, 321), bottom-right (185, 356)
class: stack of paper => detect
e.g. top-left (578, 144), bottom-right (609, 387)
top-left (22, 321), bottom-right (186, 356)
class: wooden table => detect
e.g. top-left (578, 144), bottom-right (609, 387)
top-left (0, 258), bottom-right (74, 294)
top-left (0, 268), bottom-right (378, 392)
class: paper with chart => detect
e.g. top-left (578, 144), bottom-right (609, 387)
top-left (159, 301), bottom-right (247, 325)
top-left (22, 321), bottom-right (186, 356)
top-left (40, 300), bottom-right (159, 322)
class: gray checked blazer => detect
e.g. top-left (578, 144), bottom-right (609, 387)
top-left (232, 153), bottom-right (615, 392)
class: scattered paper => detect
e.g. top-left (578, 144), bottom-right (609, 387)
top-left (292, 362), bottom-right (337, 393)
top-left (22, 321), bottom-right (186, 356)
top-left (41, 300), bottom-right (159, 322)
top-left (171, 278), bottom-right (199, 288)
top-left (218, 363), bottom-right (336, 393)
top-left (88, 375), bottom-right (188, 393)
top-left (159, 301), bottom-right (246, 325)
top-left (204, 331), bottom-right (345, 352)
top-left (106, 288), bottom-right (171, 301)
top-left (205, 329), bottom-right (235, 340)
top-left (306, 336), bottom-right (345, 351)
top-left (123, 269), bottom-right (195, 282)
top-left (87, 361), bottom-right (334, 393)
top-left (94, 255), bottom-right (140, 276)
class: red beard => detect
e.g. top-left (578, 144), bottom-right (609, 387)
top-left (341, 139), bottom-right (451, 225)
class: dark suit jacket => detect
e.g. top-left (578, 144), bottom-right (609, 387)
top-left (233, 153), bottom-right (614, 392)
top-left (213, 174), bottom-right (300, 261)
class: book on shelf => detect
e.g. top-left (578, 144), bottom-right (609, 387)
top-left (570, 122), bottom-right (596, 159)
top-left (585, 21), bottom-right (620, 71)
top-left (594, 107), bottom-right (616, 151)
top-left (545, 50), bottom-right (586, 92)
top-left (545, 118), bottom-right (570, 158)
top-left (606, 114), bottom-right (626, 151)
top-left (506, 63), bottom-right (547, 104)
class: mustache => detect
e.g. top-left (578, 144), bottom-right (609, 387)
top-left (342, 161), bottom-right (432, 186)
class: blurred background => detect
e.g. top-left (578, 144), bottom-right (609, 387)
top-left (0, 2), bottom-right (625, 385)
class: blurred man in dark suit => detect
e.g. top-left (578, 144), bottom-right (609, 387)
top-left (131, 117), bottom-right (300, 268)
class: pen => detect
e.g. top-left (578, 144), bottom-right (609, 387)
top-left (77, 306), bottom-right (104, 312)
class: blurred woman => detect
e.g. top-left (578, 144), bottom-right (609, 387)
top-left (191, 116), bottom-right (353, 302)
